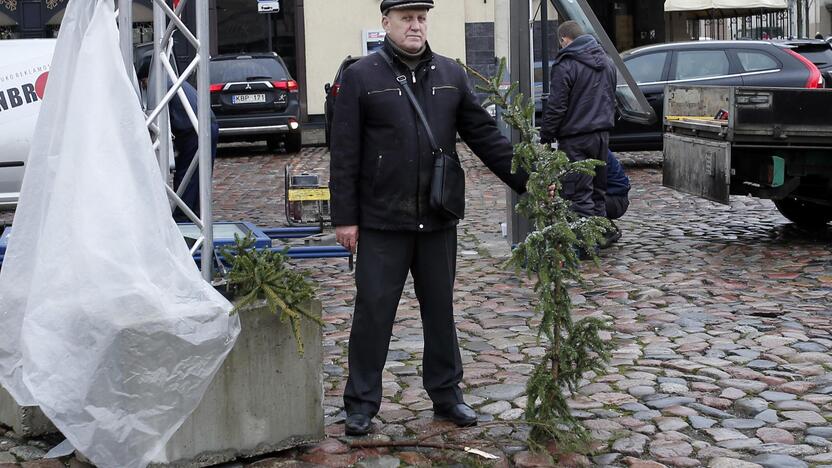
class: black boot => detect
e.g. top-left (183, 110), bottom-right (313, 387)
top-left (433, 403), bottom-right (478, 427)
top-left (345, 413), bottom-right (374, 436)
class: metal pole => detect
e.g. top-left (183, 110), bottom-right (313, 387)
top-left (506, 0), bottom-right (533, 246)
top-left (118, 0), bottom-right (133, 76)
top-left (196, 0), bottom-right (214, 279)
top-left (267, 13), bottom-right (273, 52)
top-left (797, 0), bottom-right (804, 36)
top-left (541, 0), bottom-right (550, 106)
top-left (153, 1), bottom-right (171, 178)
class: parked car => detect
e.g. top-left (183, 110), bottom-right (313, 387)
top-left (612, 40), bottom-right (824, 151)
top-left (210, 53), bottom-right (302, 153)
top-left (323, 55), bottom-right (360, 148)
top-left (774, 38), bottom-right (832, 87)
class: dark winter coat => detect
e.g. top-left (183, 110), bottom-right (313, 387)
top-left (329, 38), bottom-right (528, 232)
top-left (540, 35), bottom-right (616, 142)
top-left (606, 150), bottom-right (630, 197)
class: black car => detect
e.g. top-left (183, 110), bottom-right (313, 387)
top-left (612, 40), bottom-right (824, 151)
top-left (775, 38), bottom-right (832, 87)
top-left (324, 56), bottom-right (361, 148)
top-left (210, 53), bottom-right (302, 153)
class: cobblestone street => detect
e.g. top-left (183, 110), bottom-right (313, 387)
top-left (1, 143), bottom-right (831, 467)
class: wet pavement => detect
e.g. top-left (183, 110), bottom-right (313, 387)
top-left (1, 142), bottom-right (831, 467)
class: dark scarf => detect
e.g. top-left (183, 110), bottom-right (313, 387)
top-left (387, 38), bottom-right (426, 71)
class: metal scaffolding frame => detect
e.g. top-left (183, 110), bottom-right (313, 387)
top-left (117, 0), bottom-right (215, 280)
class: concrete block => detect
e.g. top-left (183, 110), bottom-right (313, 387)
top-left (152, 300), bottom-right (324, 467)
top-left (0, 300), bottom-right (324, 467)
top-left (0, 386), bottom-right (57, 437)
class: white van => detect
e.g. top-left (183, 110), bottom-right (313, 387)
top-left (0, 39), bottom-right (56, 210)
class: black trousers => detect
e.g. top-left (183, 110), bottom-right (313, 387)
top-left (344, 227), bottom-right (463, 417)
top-left (605, 194), bottom-right (630, 220)
top-left (171, 122), bottom-right (218, 222)
top-left (559, 132), bottom-right (609, 218)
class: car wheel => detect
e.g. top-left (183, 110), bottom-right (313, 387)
top-left (774, 197), bottom-right (832, 228)
top-left (266, 136), bottom-right (282, 152)
top-left (284, 132), bottom-right (302, 154)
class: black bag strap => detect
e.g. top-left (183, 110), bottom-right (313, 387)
top-left (376, 49), bottom-right (442, 154)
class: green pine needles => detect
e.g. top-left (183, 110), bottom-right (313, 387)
top-left (464, 59), bottom-right (614, 447)
top-left (221, 234), bottom-right (323, 356)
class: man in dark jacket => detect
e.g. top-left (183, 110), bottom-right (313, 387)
top-left (540, 21), bottom-right (616, 219)
top-left (329, 0), bottom-right (528, 436)
top-left (137, 56), bottom-right (219, 222)
top-left (601, 150), bottom-right (630, 248)
top-left (605, 150), bottom-right (630, 221)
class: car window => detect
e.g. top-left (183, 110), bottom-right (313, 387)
top-left (793, 46), bottom-right (832, 66)
top-left (625, 52), bottom-right (668, 84)
top-left (737, 51), bottom-right (779, 72)
top-left (674, 50), bottom-right (729, 80)
top-left (210, 58), bottom-right (288, 83)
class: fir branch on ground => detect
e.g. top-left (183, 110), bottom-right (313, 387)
top-left (221, 234), bottom-right (323, 355)
top-left (461, 58), bottom-right (614, 447)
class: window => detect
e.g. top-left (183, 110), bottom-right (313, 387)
top-left (737, 51), bottom-right (779, 72)
top-left (792, 46), bottom-right (832, 67)
top-left (625, 52), bottom-right (668, 84)
top-left (210, 58), bottom-right (289, 83)
top-left (674, 50), bottom-right (730, 80)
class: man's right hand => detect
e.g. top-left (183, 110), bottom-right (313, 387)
top-left (336, 225), bottom-right (359, 253)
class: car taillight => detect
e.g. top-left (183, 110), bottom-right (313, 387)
top-left (209, 83), bottom-right (225, 93)
top-left (273, 80), bottom-right (299, 91)
top-left (331, 84), bottom-right (341, 97)
top-left (785, 49), bottom-right (822, 88)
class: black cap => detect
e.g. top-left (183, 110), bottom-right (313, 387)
top-left (380, 0), bottom-right (434, 14)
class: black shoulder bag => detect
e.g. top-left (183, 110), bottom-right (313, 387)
top-left (377, 49), bottom-right (465, 220)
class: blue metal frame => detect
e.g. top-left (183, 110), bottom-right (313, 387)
top-left (178, 221), bottom-right (271, 249)
top-left (0, 223), bottom-right (350, 269)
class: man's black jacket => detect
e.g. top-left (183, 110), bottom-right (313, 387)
top-left (540, 35), bottom-right (616, 142)
top-left (329, 39), bottom-right (528, 232)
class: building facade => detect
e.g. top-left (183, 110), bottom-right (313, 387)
top-left (0, 0), bottom-right (666, 118)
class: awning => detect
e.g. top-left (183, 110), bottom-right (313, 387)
top-left (665, 0), bottom-right (788, 17)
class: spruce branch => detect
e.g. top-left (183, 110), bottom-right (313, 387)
top-left (460, 57), bottom-right (614, 447)
top-left (221, 234), bottom-right (321, 356)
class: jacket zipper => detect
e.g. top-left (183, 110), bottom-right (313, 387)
top-left (413, 67), bottom-right (421, 228)
top-left (432, 85), bottom-right (457, 95)
top-left (367, 88), bottom-right (402, 96)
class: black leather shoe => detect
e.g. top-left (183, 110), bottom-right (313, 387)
top-left (345, 413), bottom-right (374, 436)
top-left (600, 223), bottom-right (622, 249)
top-left (433, 403), bottom-right (478, 427)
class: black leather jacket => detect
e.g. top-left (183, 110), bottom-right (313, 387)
top-left (329, 38), bottom-right (527, 232)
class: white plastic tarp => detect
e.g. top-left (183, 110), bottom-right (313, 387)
top-left (665, 0), bottom-right (788, 11)
top-left (0, 0), bottom-right (241, 467)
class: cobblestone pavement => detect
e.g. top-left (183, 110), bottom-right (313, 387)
top-left (1, 143), bottom-right (831, 467)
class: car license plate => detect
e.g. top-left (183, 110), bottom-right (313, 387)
top-left (232, 94), bottom-right (266, 104)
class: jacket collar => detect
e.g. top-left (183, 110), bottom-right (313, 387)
top-left (382, 36), bottom-right (434, 69)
